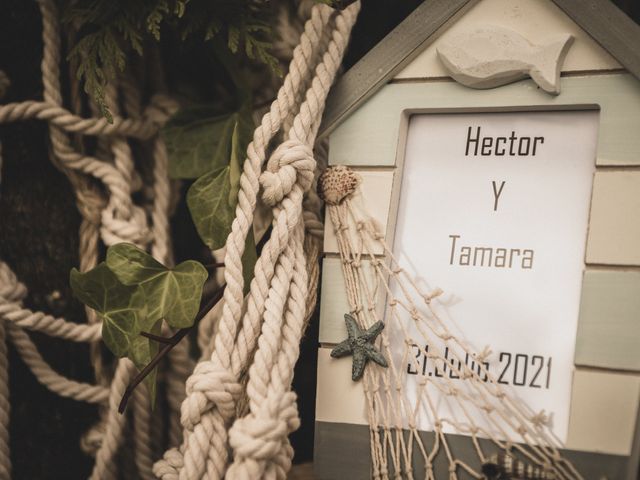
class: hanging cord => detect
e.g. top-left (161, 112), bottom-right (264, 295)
top-left (154, 3), bottom-right (360, 479)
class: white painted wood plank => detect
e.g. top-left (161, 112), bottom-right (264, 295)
top-left (319, 257), bottom-right (382, 345)
top-left (566, 369), bottom-right (640, 456)
top-left (586, 171), bottom-right (640, 266)
top-left (316, 347), bottom-right (369, 426)
top-left (328, 74), bottom-right (640, 167)
top-left (394, 0), bottom-right (621, 80)
top-left (323, 169), bottom-right (394, 255)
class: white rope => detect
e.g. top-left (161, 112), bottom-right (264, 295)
top-left (154, 3), bottom-right (360, 479)
top-left (0, 0), bottom-right (359, 477)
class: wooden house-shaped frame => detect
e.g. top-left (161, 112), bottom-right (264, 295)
top-left (314, 0), bottom-right (640, 478)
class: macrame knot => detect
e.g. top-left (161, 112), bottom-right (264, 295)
top-left (181, 360), bottom-right (241, 430)
top-left (101, 204), bottom-right (151, 248)
top-left (260, 140), bottom-right (315, 206)
top-left (153, 447), bottom-right (184, 480)
top-left (80, 420), bottom-right (106, 456)
top-left (0, 261), bottom-right (27, 303)
top-left (228, 392), bottom-right (300, 463)
top-left (144, 93), bottom-right (179, 127)
top-left (531, 409), bottom-right (551, 427)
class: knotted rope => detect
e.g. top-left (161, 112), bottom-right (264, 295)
top-left (0, 0), bottom-right (360, 477)
top-left (154, 3), bottom-right (360, 479)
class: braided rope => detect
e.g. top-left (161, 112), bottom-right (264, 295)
top-left (1, 0), bottom-right (356, 477)
top-left (154, 3), bottom-right (360, 479)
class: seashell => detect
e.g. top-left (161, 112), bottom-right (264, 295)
top-left (318, 165), bottom-right (360, 206)
top-left (437, 26), bottom-right (573, 94)
top-left (481, 453), bottom-right (556, 479)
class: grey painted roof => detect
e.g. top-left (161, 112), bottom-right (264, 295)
top-left (319, 0), bottom-right (640, 138)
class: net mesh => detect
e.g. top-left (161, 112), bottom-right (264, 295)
top-left (321, 166), bottom-right (584, 480)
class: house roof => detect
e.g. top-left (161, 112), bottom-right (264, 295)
top-left (318, 0), bottom-right (640, 138)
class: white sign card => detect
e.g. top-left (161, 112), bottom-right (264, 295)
top-left (389, 110), bottom-right (598, 442)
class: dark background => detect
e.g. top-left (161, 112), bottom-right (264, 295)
top-left (0, 0), bottom-right (638, 478)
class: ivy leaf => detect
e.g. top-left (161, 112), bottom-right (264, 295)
top-left (163, 107), bottom-right (239, 179)
top-left (187, 166), bottom-right (234, 251)
top-left (70, 263), bottom-right (146, 357)
top-left (185, 111), bottom-right (253, 250)
top-left (106, 243), bottom-right (208, 329)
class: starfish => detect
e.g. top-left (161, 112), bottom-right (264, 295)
top-left (330, 314), bottom-right (388, 381)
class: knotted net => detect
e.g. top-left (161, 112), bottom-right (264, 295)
top-left (319, 166), bottom-right (585, 480)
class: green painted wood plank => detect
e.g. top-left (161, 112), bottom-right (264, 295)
top-left (314, 421), bottom-right (634, 480)
top-left (575, 269), bottom-right (640, 370)
top-left (328, 73), bottom-right (640, 167)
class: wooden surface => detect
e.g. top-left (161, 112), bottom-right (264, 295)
top-left (289, 463), bottom-right (315, 479)
top-left (586, 171), bottom-right (640, 266)
top-left (328, 74), bottom-right (640, 168)
top-left (552, 0), bottom-right (640, 80)
top-left (314, 421), bottom-right (633, 479)
top-left (575, 269), bottom-right (640, 370)
top-left (566, 369), bottom-right (640, 456)
top-left (319, 0), bottom-right (480, 138)
top-left (319, 258), bottom-right (384, 345)
top-left (395, 0), bottom-right (621, 80)
top-left (317, 344), bottom-right (640, 456)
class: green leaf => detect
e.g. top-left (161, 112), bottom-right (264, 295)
top-left (163, 108), bottom-right (238, 179)
top-left (70, 263), bottom-right (146, 357)
top-left (106, 243), bottom-right (208, 329)
top-left (184, 108), bottom-right (254, 250)
top-left (186, 166), bottom-right (235, 250)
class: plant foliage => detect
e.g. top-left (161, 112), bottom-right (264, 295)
top-left (70, 244), bottom-right (208, 400)
top-left (62, 0), bottom-right (280, 120)
top-left (163, 104), bottom-right (257, 293)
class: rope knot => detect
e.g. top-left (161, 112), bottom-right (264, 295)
top-left (0, 261), bottom-right (27, 303)
top-left (144, 94), bottom-right (179, 126)
top-left (260, 140), bottom-right (315, 206)
top-left (180, 360), bottom-right (241, 430)
top-left (228, 392), bottom-right (300, 464)
top-left (100, 204), bottom-right (151, 248)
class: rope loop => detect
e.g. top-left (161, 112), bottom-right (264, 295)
top-left (227, 391), bottom-right (300, 479)
top-left (0, 262), bottom-right (27, 303)
top-left (144, 94), bottom-right (179, 127)
top-left (100, 204), bottom-right (151, 248)
top-left (180, 360), bottom-right (241, 430)
top-left (260, 140), bottom-right (315, 206)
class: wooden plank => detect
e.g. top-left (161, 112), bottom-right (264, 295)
top-left (314, 421), bottom-right (632, 479)
top-left (551, 0), bottom-right (640, 81)
top-left (566, 369), bottom-right (640, 456)
top-left (327, 74), bottom-right (640, 168)
top-left (315, 348), bottom-right (368, 426)
top-left (575, 269), bottom-right (640, 371)
top-left (317, 344), bottom-right (640, 457)
top-left (318, 258), bottom-right (383, 345)
top-left (319, 258), bottom-right (350, 345)
top-left (323, 169), bottom-right (394, 255)
top-left (586, 171), bottom-right (640, 266)
top-left (395, 0), bottom-right (621, 80)
top-left (318, 0), bottom-right (480, 138)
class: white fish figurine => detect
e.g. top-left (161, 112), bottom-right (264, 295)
top-left (437, 26), bottom-right (574, 94)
